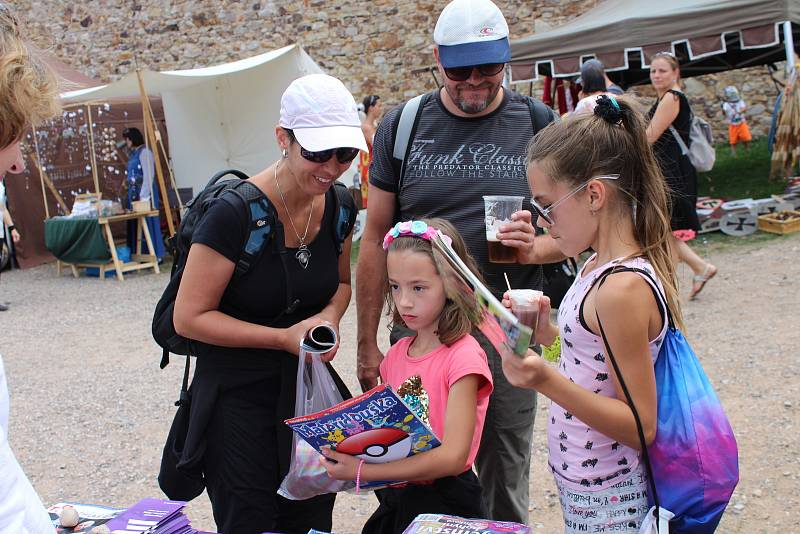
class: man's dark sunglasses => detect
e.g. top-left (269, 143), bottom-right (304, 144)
top-left (300, 145), bottom-right (361, 164)
top-left (443, 63), bottom-right (505, 81)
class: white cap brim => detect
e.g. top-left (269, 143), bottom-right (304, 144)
top-left (293, 125), bottom-right (368, 153)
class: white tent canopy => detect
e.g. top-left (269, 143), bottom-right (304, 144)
top-left (61, 44), bottom-right (322, 195)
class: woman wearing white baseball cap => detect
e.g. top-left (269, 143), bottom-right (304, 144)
top-left (172, 73), bottom-right (365, 533)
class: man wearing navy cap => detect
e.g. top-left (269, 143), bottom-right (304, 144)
top-left (356, 0), bottom-right (564, 523)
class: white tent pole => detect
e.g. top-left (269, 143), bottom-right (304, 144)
top-left (784, 21), bottom-right (795, 76)
top-left (85, 105), bottom-right (101, 195)
top-left (31, 125), bottom-right (50, 219)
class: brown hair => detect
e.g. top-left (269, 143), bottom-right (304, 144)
top-left (0, 5), bottom-right (60, 148)
top-left (527, 96), bottom-right (684, 330)
top-left (385, 218), bottom-right (485, 345)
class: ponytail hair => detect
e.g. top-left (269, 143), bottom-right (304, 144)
top-left (527, 95), bottom-right (684, 330)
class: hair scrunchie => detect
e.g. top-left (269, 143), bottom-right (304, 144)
top-left (594, 95), bottom-right (622, 125)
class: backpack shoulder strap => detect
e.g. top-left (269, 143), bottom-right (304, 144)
top-left (526, 96), bottom-right (557, 134)
top-left (391, 91), bottom-right (434, 193)
top-left (331, 181), bottom-right (357, 254)
top-left (219, 180), bottom-right (277, 277)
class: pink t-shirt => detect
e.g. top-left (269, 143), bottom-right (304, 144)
top-left (549, 255), bottom-right (667, 491)
top-left (380, 334), bottom-right (493, 473)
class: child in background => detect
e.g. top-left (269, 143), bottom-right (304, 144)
top-left (322, 218), bottom-right (493, 534)
top-left (722, 85), bottom-right (751, 156)
top-left (499, 95), bottom-right (683, 533)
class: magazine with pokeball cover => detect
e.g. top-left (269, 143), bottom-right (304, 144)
top-left (285, 384), bottom-right (441, 490)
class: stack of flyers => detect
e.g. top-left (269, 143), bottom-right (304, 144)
top-left (48, 502), bottom-right (124, 533)
top-left (103, 498), bottom-right (211, 534)
top-left (402, 513), bottom-right (532, 533)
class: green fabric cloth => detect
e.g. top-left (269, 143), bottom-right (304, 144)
top-left (44, 217), bottom-right (111, 263)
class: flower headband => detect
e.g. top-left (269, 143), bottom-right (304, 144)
top-left (382, 220), bottom-right (453, 250)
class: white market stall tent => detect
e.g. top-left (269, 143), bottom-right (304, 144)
top-left (60, 44), bottom-right (322, 197)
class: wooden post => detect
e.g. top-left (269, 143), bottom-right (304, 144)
top-left (33, 155), bottom-right (69, 213)
top-left (136, 69), bottom-right (175, 236)
top-left (146, 103), bottom-right (184, 210)
top-left (85, 104), bottom-right (101, 195)
top-left (30, 125), bottom-right (50, 219)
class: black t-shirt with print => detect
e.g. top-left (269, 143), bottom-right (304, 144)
top-left (190, 188), bottom-right (341, 373)
top-left (370, 89), bottom-right (543, 297)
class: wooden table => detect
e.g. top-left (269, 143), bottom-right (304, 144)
top-left (57, 210), bottom-right (161, 281)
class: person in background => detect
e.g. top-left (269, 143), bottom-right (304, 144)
top-left (356, 0), bottom-right (564, 523)
top-left (721, 85), bottom-right (751, 157)
top-left (574, 59), bottom-right (618, 115)
top-left (122, 126), bottom-right (165, 261)
top-left (0, 180), bottom-right (20, 311)
top-left (646, 52), bottom-right (716, 300)
top-left (0, 3), bottom-right (61, 532)
top-left (358, 94), bottom-right (382, 208)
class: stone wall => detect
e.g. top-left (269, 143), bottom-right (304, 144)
top-left (18, 0), bottom-right (784, 142)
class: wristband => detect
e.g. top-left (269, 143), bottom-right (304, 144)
top-left (7, 224), bottom-right (15, 232)
top-left (355, 459), bottom-right (365, 494)
top-left (542, 335), bottom-right (561, 363)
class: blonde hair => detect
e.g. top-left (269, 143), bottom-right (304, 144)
top-left (385, 218), bottom-right (484, 345)
top-left (527, 96), bottom-right (684, 330)
top-left (0, 5), bottom-right (60, 148)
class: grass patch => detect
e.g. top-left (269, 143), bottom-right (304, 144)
top-left (698, 138), bottom-right (787, 200)
top-left (691, 229), bottom-right (792, 254)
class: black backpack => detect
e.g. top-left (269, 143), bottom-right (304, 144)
top-left (151, 169), bottom-right (356, 369)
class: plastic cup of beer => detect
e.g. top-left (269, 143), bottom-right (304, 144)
top-left (508, 289), bottom-right (543, 341)
top-left (483, 195), bottom-right (524, 263)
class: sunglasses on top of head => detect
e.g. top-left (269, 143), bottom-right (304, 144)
top-left (530, 175), bottom-right (620, 225)
top-left (443, 63), bottom-right (505, 82)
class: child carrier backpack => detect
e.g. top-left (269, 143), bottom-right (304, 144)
top-left (151, 168), bottom-right (357, 369)
top-left (670, 114), bottom-right (715, 173)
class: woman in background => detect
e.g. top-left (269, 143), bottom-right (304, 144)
top-left (646, 52), bottom-right (717, 300)
top-left (358, 95), bottom-right (382, 208)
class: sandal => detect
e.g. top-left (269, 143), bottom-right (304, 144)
top-left (689, 263), bottom-right (717, 300)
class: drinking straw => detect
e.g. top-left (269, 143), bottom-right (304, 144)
top-left (503, 272), bottom-right (512, 292)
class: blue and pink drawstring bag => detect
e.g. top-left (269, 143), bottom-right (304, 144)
top-left (596, 267), bottom-right (739, 533)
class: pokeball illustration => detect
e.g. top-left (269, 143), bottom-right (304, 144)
top-left (336, 428), bottom-right (412, 463)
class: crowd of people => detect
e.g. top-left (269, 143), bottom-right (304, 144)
top-left (0, 0), bottom-right (733, 532)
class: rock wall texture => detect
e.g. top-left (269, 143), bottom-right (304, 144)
top-left (18, 0), bottom-right (785, 142)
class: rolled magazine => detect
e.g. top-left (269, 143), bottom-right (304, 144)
top-left (300, 324), bottom-right (338, 353)
top-left (431, 233), bottom-right (532, 356)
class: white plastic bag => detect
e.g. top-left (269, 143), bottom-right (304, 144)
top-left (638, 506), bottom-right (674, 534)
top-left (278, 349), bottom-right (355, 500)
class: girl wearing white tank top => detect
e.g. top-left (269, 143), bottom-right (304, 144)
top-left (499, 95), bottom-right (685, 533)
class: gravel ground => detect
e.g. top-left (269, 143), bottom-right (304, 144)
top-left (1, 232), bottom-right (798, 533)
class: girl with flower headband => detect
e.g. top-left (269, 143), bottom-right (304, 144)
top-left (500, 95), bottom-right (682, 532)
top-left (322, 218), bottom-right (494, 533)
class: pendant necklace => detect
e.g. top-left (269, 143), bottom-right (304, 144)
top-left (274, 164), bottom-right (314, 269)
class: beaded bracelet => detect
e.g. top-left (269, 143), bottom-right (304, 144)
top-left (355, 459), bottom-right (365, 494)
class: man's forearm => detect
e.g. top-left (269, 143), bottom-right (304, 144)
top-left (355, 238), bottom-right (388, 350)
top-left (528, 234), bottom-right (566, 264)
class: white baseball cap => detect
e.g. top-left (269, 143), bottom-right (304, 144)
top-left (279, 74), bottom-right (368, 153)
top-left (434, 0), bottom-right (511, 69)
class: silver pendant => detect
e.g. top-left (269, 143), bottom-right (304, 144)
top-left (296, 245), bottom-right (311, 269)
